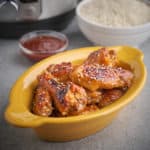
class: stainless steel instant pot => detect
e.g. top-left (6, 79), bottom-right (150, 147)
top-left (0, 0), bottom-right (78, 38)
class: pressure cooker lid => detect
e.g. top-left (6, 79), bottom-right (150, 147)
top-left (0, 0), bottom-right (77, 22)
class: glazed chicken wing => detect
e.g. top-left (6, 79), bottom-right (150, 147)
top-left (32, 86), bottom-right (53, 117)
top-left (87, 90), bottom-right (102, 105)
top-left (78, 105), bottom-right (99, 115)
top-left (47, 62), bottom-right (73, 82)
top-left (84, 48), bottom-right (118, 67)
top-left (38, 73), bottom-right (88, 116)
top-left (98, 89), bottom-right (124, 108)
top-left (70, 64), bottom-right (133, 91)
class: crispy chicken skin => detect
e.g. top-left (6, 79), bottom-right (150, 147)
top-left (98, 89), bottom-right (124, 108)
top-left (87, 90), bottom-right (102, 104)
top-left (79, 105), bottom-right (99, 115)
top-left (49, 80), bottom-right (87, 116)
top-left (84, 48), bottom-right (118, 67)
top-left (70, 64), bottom-right (133, 91)
top-left (47, 62), bottom-right (73, 82)
top-left (38, 73), bottom-right (87, 116)
top-left (32, 86), bottom-right (53, 117)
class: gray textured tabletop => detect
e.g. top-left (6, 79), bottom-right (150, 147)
top-left (0, 19), bottom-right (150, 150)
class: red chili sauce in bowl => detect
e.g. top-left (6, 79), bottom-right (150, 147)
top-left (19, 31), bottom-right (68, 61)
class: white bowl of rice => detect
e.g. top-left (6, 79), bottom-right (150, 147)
top-left (76, 0), bottom-right (150, 46)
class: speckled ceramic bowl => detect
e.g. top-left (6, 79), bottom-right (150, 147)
top-left (5, 46), bottom-right (146, 142)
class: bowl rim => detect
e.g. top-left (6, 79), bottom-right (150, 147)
top-left (76, 0), bottom-right (150, 31)
top-left (5, 46), bottom-right (147, 127)
top-left (19, 30), bottom-right (69, 54)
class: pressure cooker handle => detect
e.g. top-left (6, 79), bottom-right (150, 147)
top-left (0, 0), bottom-right (18, 10)
top-left (18, 0), bottom-right (42, 20)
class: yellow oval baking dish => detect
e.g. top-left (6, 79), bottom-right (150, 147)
top-left (5, 46), bottom-right (147, 142)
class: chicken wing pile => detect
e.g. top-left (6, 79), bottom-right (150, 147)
top-left (32, 48), bottom-right (134, 117)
